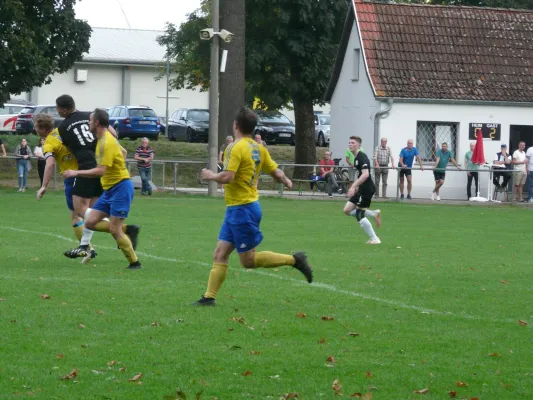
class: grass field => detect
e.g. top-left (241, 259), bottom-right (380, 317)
top-left (1, 189), bottom-right (532, 399)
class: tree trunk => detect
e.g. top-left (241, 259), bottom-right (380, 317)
top-left (292, 98), bottom-right (316, 180)
top-left (219, 0), bottom-right (246, 145)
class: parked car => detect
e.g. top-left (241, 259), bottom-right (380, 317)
top-left (0, 103), bottom-right (27, 133)
top-left (159, 117), bottom-right (167, 135)
top-left (314, 114), bottom-right (330, 147)
top-left (254, 111), bottom-right (295, 146)
top-left (167, 108), bottom-right (209, 143)
top-left (15, 105), bottom-right (64, 134)
top-left (107, 105), bottom-right (161, 141)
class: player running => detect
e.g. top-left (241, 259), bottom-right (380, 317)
top-left (63, 109), bottom-right (141, 270)
top-left (343, 136), bottom-right (382, 244)
top-left (56, 95), bottom-right (138, 258)
top-left (192, 107), bottom-right (312, 307)
top-left (34, 114), bottom-right (96, 264)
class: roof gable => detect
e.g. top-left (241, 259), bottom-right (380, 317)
top-left (327, 0), bottom-right (533, 103)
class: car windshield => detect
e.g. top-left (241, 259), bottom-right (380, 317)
top-left (20, 107), bottom-right (36, 114)
top-left (188, 110), bottom-right (209, 122)
top-left (319, 116), bottom-right (330, 125)
top-left (258, 113), bottom-right (292, 124)
top-left (129, 108), bottom-right (156, 118)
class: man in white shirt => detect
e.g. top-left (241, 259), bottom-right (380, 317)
top-left (526, 145), bottom-right (533, 202)
top-left (512, 141), bottom-right (527, 202)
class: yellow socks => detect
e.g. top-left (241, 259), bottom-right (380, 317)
top-left (116, 234), bottom-right (138, 264)
top-left (205, 263), bottom-right (228, 299)
top-left (90, 221), bottom-right (128, 233)
top-left (72, 223), bottom-right (83, 241)
top-left (254, 251), bottom-right (295, 268)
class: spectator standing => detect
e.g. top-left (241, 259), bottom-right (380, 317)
top-left (254, 134), bottom-right (267, 148)
top-left (493, 144), bottom-right (513, 194)
top-left (373, 137), bottom-right (394, 198)
top-left (14, 138), bottom-right (33, 192)
top-left (34, 137), bottom-right (46, 187)
top-left (512, 141), bottom-right (527, 202)
top-left (398, 139), bottom-right (424, 200)
top-left (0, 137), bottom-right (6, 157)
top-left (219, 135), bottom-right (234, 164)
top-left (464, 142), bottom-right (479, 199)
top-left (319, 151), bottom-right (339, 198)
top-left (527, 144), bottom-right (533, 203)
top-left (430, 142), bottom-right (460, 201)
top-left (134, 137), bottom-right (154, 196)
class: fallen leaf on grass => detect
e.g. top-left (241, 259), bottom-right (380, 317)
top-left (107, 360), bottom-right (117, 366)
top-left (332, 378), bottom-right (342, 395)
top-left (40, 294), bottom-right (50, 300)
top-left (488, 352), bottom-right (501, 357)
top-left (348, 332), bottom-right (360, 337)
top-left (32, 257), bottom-right (39, 261)
top-left (518, 320), bottom-right (528, 326)
top-left (57, 354), bottom-right (64, 359)
top-left (128, 373), bottom-right (143, 382)
top-left (176, 389), bottom-right (187, 400)
top-left (96, 310), bottom-right (105, 314)
top-left (470, 398), bottom-right (480, 400)
top-left (269, 375), bottom-right (280, 380)
top-left (501, 280), bottom-right (508, 284)
top-left (296, 312), bottom-right (307, 318)
top-left (150, 322), bottom-right (159, 327)
top-left (322, 316), bottom-right (335, 321)
top-left (456, 382), bottom-right (468, 387)
top-left (447, 391), bottom-right (457, 398)
top-left (119, 366), bottom-right (127, 372)
top-left (326, 356), bottom-right (335, 364)
top-left (61, 369), bottom-right (78, 380)
top-left (0, 298), bottom-right (6, 301)
top-left (280, 393), bottom-right (299, 399)
top-left (230, 317), bottom-right (245, 324)
top-left (249, 351), bottom-right (262, 355)
top-left (413, 388), bottom-right (429, 394)
top-left (241, 370), bottom-right (252, 376)
top-left (350, 392), bottom-right (372, 399)
top-left (78, 324), bottom-right (85, 329)
top-left (500, 381), bottom-right (512, 389)
top-left (365, 371), bottom-right (373, 378)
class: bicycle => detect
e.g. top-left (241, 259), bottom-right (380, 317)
top-left (314, 158), bottom-right (351, 194)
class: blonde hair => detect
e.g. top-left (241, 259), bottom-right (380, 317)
top-left (34, 113), bottom-right (55, 131)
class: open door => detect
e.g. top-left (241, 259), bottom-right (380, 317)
top-left (510, 125), bottom-right (533, 200)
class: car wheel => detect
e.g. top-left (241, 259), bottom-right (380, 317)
top-left (318, 133), bottom-right (325, 147)
top-left (187, 128), bottom-right (193, 143)
top-left (291, 141), bottom-right (296, 146)
top-left (151, 134), bottom-right (159, 141)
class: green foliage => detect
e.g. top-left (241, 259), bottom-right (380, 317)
top-left (0, 0), bottom-right (91, 105)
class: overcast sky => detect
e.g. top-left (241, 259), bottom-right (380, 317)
top-left (74, 0), bottom-right (202, 31)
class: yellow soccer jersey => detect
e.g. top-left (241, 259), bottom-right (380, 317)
top-left (43, 128), bottom-right (78, 174)
top-left (96, 130), bottom-right (130, 190)
top-left (223, 137), bottom-right (278, 206)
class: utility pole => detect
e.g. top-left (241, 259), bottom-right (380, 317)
top-left (207, 0), bottom-right (220, 197)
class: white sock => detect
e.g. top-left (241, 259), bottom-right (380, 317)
top-left (365, 209), bottom-right (378, 219)
top-left (84, 208), bottom-right (93, 220)
top-left (80, 227), bottom-right (94, 246)
top-left (360, 218), bottom-right (378, 240)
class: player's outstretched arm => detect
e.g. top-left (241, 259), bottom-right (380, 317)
top-left (37, 156), bottom-right (56, 200)
top-left (270, 168), bottom-right (293, 190)
top-left (201, 169), bottom-right (235, 184)
top-left (64, 165), bottom-right (106, 179)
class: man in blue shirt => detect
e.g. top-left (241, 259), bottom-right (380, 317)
top-left (431, 142), bottom-right (461, 201)
top-left (398, 139), bottom-right (424, 200)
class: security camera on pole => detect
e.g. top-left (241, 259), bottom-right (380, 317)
top-left (199, 2), bottom-right (234, 197)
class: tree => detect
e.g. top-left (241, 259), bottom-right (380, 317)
top-left (0, 0), bottom-right (91, 105)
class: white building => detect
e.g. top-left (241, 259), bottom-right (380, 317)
top-left (21, 27), bottom-right (208, 116)
top-left (325, 0), bottom-right (533, 200)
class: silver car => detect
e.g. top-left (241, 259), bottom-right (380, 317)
top-left (314, 114), bottom-right (330, 147)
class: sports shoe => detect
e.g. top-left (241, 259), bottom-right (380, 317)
top-left (366, 238), bottom-right (381, 245)
top-left (125, 225), bottom-right (140, 250)
top-left (436, 195), bottom-right (441, 201)
top-left (192, 296), bottom-right (216, 306)
top-left (429, 192), bottom-right (435, 200)
top-left (81, 249), bottom-right (97, 264)
top-left (292, 252), bottom-right (313, 283)
top-left (63, 245), bottom-right (89, 259)
top-left (375, 209), bottom-right (382, 228)
top-left (126, 261), bottom-right (142, 270)
top-left (400, 194), bottom-right (404, 200)
top-left (407, 194), bottom-right (412, 200)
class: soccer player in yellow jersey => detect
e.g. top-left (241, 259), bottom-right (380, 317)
top-left (63, 109), bottom-right (142, 270)
top-left (192, 107), bottom-right (313, 306)
top-left (33, 114), bottom-right (97, 264)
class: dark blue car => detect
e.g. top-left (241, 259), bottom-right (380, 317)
top-left (108, 105), bottom-right (160, 141)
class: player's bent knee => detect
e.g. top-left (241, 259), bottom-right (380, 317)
top-left (355, 209), bottom-right (365, 222)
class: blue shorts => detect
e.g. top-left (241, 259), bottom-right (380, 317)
top-left (92, 179), bottom-right (134, 218)
top-left (219, 201), bottom-right (263, 253)
top-left (64, 177), bottom-right (75, 211)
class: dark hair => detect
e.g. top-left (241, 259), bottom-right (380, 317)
top-left (234, 107), bottom-right (258, 135)
top-left (442, 142), bottom-right (448, 146)
top-left (350, 136), bottom-right (362, 144)
top-left (56, 94), bottom-right (75, 110)
top-left (93, 108), bottom-right (110, 127)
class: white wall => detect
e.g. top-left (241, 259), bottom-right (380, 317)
top-left (129, 67), bottom-right (208, 116)
top-left (37, 65), bottom-right (123, 111)
top-left (378, 102), bottom-right (533, 200)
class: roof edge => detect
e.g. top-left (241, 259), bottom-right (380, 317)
top-left (77, 59), bottom-right (164, 67)
top-left (360, 0), bottom-right (533, 13)
top-left (387, 97), bottom-right (533, 108)
top-left (324, 5), bottom-right (355, 102)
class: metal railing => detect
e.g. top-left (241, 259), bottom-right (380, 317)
top-left (0, 155), bottom-right (530, 203)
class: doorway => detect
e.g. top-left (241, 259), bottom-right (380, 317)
top-left (510, 125), bottom-right (533, 201)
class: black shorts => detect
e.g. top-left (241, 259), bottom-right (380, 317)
top-left (349, 186), bottom-right (375, 209)
top-left (72, 177), bottom-right (103, 199)
top-left (433, 171), bottom-right (446, 181)
top-left (399, 168), bottom-right (412, 178)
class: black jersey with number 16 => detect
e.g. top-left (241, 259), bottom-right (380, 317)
top-left (58, 111), bottom-right (97, 170)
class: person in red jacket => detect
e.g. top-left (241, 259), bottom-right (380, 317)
top-left (319, 151), bottom-right (339, 197)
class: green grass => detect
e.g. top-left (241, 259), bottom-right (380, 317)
top-left (1, 190), bottom-right (532, 399)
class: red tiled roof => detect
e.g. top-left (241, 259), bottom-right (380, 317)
top-left (354, 0), bottom-right (533, 102)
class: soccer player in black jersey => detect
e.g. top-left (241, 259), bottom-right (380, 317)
top-left (56, 95), bottom-right (139, 259)
top-left (343, 136), bottom-right (382, 244)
